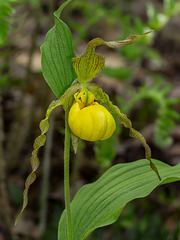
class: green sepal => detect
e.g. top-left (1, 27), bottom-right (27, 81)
top-left (87, 83), bottom-right (161, 180)
top-left (72, 39), bottom-right (105, 84)
top-left (15, 83), bottom-right (81, 225)
top-left (73, 31), bottom-right (153, 84)
top-left (15, 98), bottom-right (63, 225)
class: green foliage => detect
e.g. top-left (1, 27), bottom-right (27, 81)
top-left (93, 0), bottom-right (179, 148)
top-left (119, 0), bottom-right (180, 61)
top-left (0, 0), bottom-right (26, 89)
top-left (64, 0), bottom-right (120, 40)
top-left (94, 133), bottom-right (117, 169)
top-left (28, 0), bottom-right (41, 9)
top-left (8, 182), bottom-right (23, 206)
top-left (147, 0), bottom-right (180, 30)
top-left (101, 66), bottom-right (132, 81)
top-left (0, 73), bottom-right (10, 88)
top-left (0, 0), bottom-right (17, 45)
top-left (118, 78), bottom-right (180, 147)
top-left (41, 0), bottom-right (77, 98)
top-left (58, 159), bottom-right (180, 240)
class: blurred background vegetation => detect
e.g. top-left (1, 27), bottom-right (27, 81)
top-left (0, 0), bottom-right (180, 239)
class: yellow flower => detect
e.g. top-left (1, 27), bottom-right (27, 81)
top-left (68, 89), bottom-right (116, 141)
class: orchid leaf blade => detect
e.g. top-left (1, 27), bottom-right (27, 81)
top-left (58, 159), bottom-right (180, 240)
top-left (41, 0), bottom-right (76, 98)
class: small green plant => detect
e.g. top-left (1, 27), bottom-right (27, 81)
top-left (147, 0), bottom-right (180, 30)
top-left (0, 0), bottom-right (27, 89)
top-left (0, 0), bottom-right (17, 45)
top-left (15, 1), bottom-right (180, 240)
top-left (63, 0), bottom-right (120, 42)
top-left (118, 78), bottom-right (180, 147)
top-left (100, 0), bottom-right (180, 149)
top-left (94, 133), bottom-right (118, 170)
top-left (0, 0), bottom-right (16, 87)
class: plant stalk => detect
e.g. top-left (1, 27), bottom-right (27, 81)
top-left (64, 115), bottom-right (72, 240)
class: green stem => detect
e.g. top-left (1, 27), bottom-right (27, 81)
top-left (64, 115), bottom-right (72, 240)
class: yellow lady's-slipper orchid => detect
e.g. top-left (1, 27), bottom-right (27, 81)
top-left (68, 89), bottom-right (116, 141)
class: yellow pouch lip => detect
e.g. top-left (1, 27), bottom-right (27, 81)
top-left (68, 100), bottom-right (116, 141)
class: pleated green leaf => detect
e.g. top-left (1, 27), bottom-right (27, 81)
top-left (41, 0), bottom-right (77, 98)
top-left (58, 159), bottom-right (180, 240)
